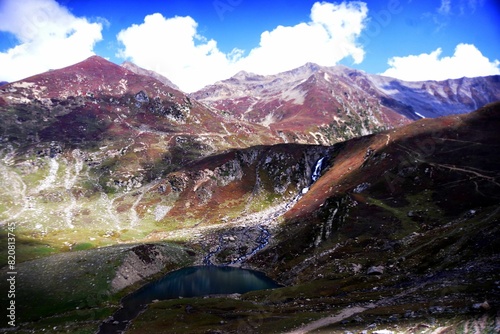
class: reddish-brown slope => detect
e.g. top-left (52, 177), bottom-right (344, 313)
top-left (192, 65), bottom-right (412, 144)
top-left (194, 64), bottom-right (500, 146)
top-left (0, 56), bottom-right (282, 191)
top-left (286, 101), bottom-right (500, 221)
top-left (0, 56), bottom-right (280, 146)
top-left (246, 102), bottom-right (500, 302)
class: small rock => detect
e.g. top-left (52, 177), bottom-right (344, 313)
top-left (353, 315), bottom-right (364, 323)
top-left (465, 209), bottom-right (476, 218)
top-left (472, 301), bottom-right (490, 310)
top-left (429, 306), bottom-right (445, 314)
top-left (388, 314), bottom-right (399, 322)
top-left (352, 263), bottom-right (362, 274)
top-left (367, 266), bottom-right (384, 275)
top-left (481, 301), bottom-right (491, 310)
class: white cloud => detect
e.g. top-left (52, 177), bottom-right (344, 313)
top-left (239, 1), bottom-right (367, 75)
top-left (117, 1), bottom-right (368, 92)
top-left (0, 0), bottom-right (102, 82)
top-left (117, 14), bottom-right (240, 94)
top-left (380, 43), bottom-right (500, 81)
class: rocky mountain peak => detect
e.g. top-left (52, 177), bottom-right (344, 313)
top-left (231, 70), bottom-right (261, 81)
top-left (121, 61), bottom-right (180, 90)
top-left (193, 62), bottom-right (500, 145)
top-left (0, 55), bottom-right (194, 104)
top-left (288, 62), bottom-right (321, 76)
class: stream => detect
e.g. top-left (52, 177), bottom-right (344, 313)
top-left (97, 156), bottom-right (328, 333)
top-left (203, 156), bottom-right (327, 265)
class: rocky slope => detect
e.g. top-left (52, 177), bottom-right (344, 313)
top-left (0, 56), bottom-right (499, 333)
top-left (121, 61), bottom-right (180, 91)
top-left (193, 63), bottom-right (500, 144)
top-left (253, 101), bottom-right (500, 282)
top-left (2, 102), bottom-right (498, 333)
top-left (0, 55), bottom-right (282, 245)
top-left (125, 102), bottom-right (500, 334)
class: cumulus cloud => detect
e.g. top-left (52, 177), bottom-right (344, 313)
top-left (380, 43), bottom-right (500, 81)
top-left (0, 0), bottom-right (102, 82)
top-left (117, 1), bottom-right (368, 92)
top-left (238, 2), bottom-right (367, 75)
top-left (117, 14), bottom-right (240, 94)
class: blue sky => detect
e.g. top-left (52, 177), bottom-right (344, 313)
top-left (0, 0), bottom-right (499, 92)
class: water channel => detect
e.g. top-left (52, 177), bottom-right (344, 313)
top-left (98, 156), bottom-right (327, 333)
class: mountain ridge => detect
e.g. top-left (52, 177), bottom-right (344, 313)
top-left (0, 56), bottom-right (499, 333)
top-left (0, 55), bottom-right (282, 194)
top-left (4, 55), bottom-right (498, 147)
top-left (192, 63), bottom-right (499, 119)
top-left (193, 62), bottom-right (500, 144)
top-left (121, 61), bottom-right (180, 91)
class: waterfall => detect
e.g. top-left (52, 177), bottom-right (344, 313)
top-left (311, 157), bottom-right (325, 182)
top-left (204, 154), bottom-right (329, 265)
top-left (302, 157), bottom-right (326, 194)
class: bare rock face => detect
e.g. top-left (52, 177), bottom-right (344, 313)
top-left (111, 244), bottom-right (169, 292)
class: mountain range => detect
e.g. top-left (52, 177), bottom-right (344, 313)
top-left (0, 56), bottom-right (499, 333)
top-left (192, 62), bottom-right (500, 144)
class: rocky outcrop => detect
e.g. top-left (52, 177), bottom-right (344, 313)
top-left (111, 244), bottom-right (184, 292)
top-left (148, 144), bottom-right (334, 225)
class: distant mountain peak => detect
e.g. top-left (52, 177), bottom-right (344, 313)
top-left (192, 61), bottom-right (500, 142)
top-left (86, 54), bottom-right (108, 62)
top-left (1, 54), bottom-right (189, 101)
top-left (303, 62), bottom-right (321, 71)
top-left (232, 70), bottom-right (260, 80)
top-left (121, 61), bottom-right (180, 90)
top-left (78, 55), bottom-right (118, 68)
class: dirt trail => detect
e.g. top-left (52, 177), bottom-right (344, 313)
top-left (429, 162), bottom-right (500, 187)
top-left (285, 304), bottom-right (376, 334)
top-left (285, 280), bottom-right (429, 334)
